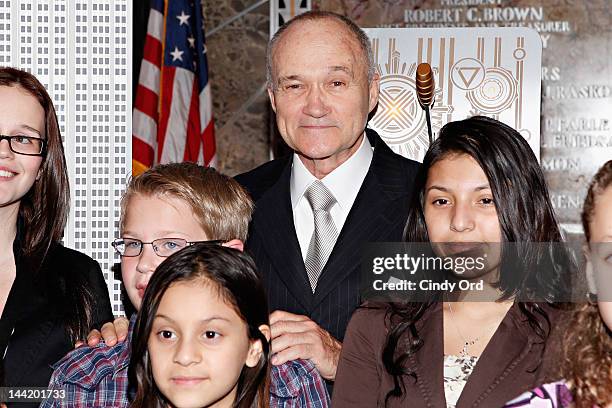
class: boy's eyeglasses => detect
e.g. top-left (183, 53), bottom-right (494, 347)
top-left (111, 238), bottom-right (223, 257)
top-left (0, 135), bottom-right (46, 156)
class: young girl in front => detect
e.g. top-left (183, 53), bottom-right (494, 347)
top-left (129, 243), bottom-right (271, 408)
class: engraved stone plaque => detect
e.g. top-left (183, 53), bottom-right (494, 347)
top-left (364, 27), bottom-right (542, 162)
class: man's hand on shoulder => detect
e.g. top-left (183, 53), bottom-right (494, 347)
top-left (74, 317), bottom-right (130, 348)
top-left (270, 310), bottom-right (341, 381)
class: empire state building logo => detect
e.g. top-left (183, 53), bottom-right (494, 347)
top-left (369, 37), bottom-right (450, 161)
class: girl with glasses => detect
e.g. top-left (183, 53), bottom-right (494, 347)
top-left (0, 67), bottom-right (113, 392)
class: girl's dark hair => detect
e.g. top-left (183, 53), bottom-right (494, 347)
top-left (129, 244), bottom-right (270, 408)
top-left (564, 160), bottom-right (612, 408)
top-left (0, 67), bottom-right (70, 259)
top-left (381, 116), bottom-right (571, 404)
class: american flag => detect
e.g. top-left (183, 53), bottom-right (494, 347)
top-left (133, 0), bottom-right (216, 175)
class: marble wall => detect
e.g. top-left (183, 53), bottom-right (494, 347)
top-left (203, 1), bottom-right (272, 176)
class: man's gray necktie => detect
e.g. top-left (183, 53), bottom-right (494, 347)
top-left (304, 180), bottom-right (338, 292)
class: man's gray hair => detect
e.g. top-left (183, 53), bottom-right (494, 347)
top-left (266, 11), bottom-right (376, 90)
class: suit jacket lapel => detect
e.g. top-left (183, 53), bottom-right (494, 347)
top-left (411, 303), bottom-right (447, 407)
top-left (457, 304), bottom-right (535, 407)
top-left (312, 170), bottom-right (396, 306)
top-left (403, 303), bottom-right (534, 407)
top-left (252, 158), bottom-right (313, 310)
top-left (312, 129), bottom-right (413, 308)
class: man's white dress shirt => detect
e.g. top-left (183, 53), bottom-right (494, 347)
top-left (290, 134), bottom-right (373, 260)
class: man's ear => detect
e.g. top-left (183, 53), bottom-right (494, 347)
top-left (222, 239), bottom-right (244, 252)
top-left (245, 324), bottom-right (271, 368)
top-left (368, 72), bottom-right (381, 113)
top-left (268, 87), bottom-right (277, 113)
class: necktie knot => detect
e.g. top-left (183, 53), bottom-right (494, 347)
top-left (304, 180), bottom-right (336, 213)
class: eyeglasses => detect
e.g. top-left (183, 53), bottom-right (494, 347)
top-left (111, 238), bottom-right (223, 257)
top-left (0, 135), bottom-right (46, 156)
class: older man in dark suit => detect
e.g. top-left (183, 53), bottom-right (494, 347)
top-left (235, 11), bottom-right (420, 383)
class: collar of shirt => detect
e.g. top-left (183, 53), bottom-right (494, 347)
top-left (290, 134), bottom-right (373, 216)
top-left (41, 315), bottom-right (137, 408)
top-left (290, 134), bottom-right (373, 259)
top-left (52, 313), bottom-right (136, 388)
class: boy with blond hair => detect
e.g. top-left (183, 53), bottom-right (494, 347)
top-left (42, 163), bottom-right (329, 407)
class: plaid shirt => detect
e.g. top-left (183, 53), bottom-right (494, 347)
top-left (41, 315), bottom-right (330, 408)
top-left (270, 358), bottom-right (330, 408)
top-left (40, 315), bottom-right (136, 408)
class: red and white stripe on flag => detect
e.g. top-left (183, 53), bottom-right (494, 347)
top-left (133, 0), bottom-right (216, 176)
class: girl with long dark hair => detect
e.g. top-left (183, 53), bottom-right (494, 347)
top-left (129, 244), bottom-right (270, 408)
top-left (333, 116), bottom-right (572, 407)
top-left (0, 67), bottom-right (112, 390)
